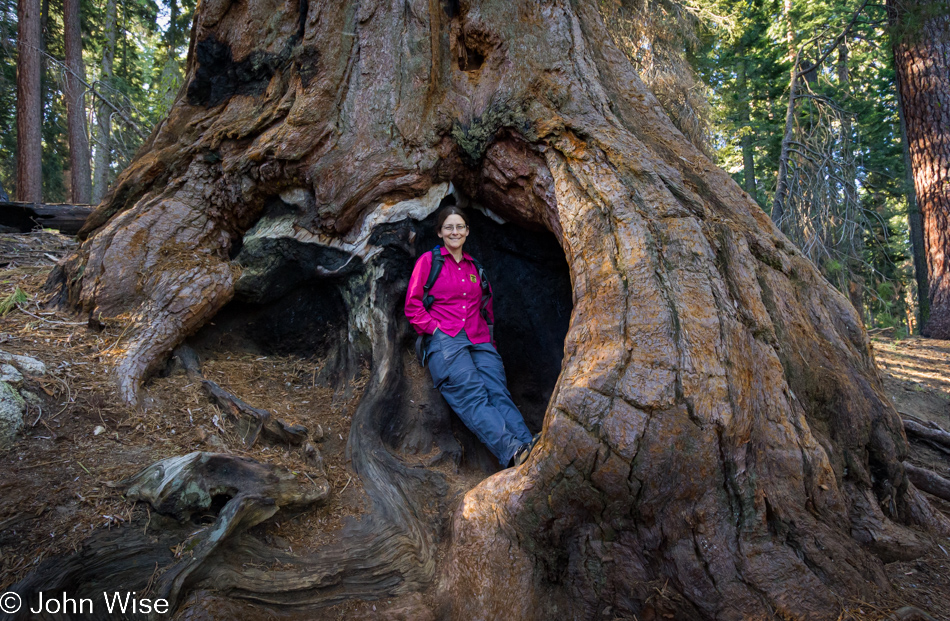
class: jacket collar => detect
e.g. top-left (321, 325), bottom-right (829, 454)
top-left (439, 246), bottom-right (473, 263)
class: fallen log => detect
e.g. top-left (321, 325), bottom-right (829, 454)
top-left (0, 201), bottom-right (93, 234)
top-left (901, 415), bottom-right (950, 455)
top-left (904, 462), bottom-right (950, 502)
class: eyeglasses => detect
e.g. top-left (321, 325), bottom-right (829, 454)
top-left (441, 224), bottom-right (468, 232)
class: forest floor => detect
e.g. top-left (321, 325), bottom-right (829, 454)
top-left (0, 230), bottom-right (947, 620)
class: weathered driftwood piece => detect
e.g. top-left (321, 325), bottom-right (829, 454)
top-left (202, 379), bottom-right (308, 447)
top-left (123, 452), bottom-right (329, 520)
top-left (902, 416), bottom-right (950, 454)
top-left (0, 201), bottom-right (92, 234)
top-left (156, 493), bottom-right (280, 609)
top-left (904, 462), bottom-right (950, 502)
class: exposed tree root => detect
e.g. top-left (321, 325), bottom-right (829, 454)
top-left (11, 452), bottom-right (330, 619)
top-left (123, 452), bottom-right (330, 609)
top-left (902, 415), bottom-right (950, 455)
top-left (904, 462), bottom-right (950, 502)
top-left (170, 345), bottom-right (308, 447)
top-left (202, 379), bottom-right (308, 447)
top-left (888, 606), bottom-right (941, 621)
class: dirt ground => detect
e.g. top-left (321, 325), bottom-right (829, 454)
top-left (0, 231), bottom-right (948, 620)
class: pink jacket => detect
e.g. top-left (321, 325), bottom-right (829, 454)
top-left (405, 247), bottom-right (494, 345)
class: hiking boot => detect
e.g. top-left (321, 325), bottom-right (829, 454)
top-left (510, 433), bottom-right (541, 468)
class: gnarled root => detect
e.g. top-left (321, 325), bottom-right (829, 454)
top-left (201, 380), bottom-right (308, 447)
top-left (904, 462), bottom-right (950, 503)
top-left (903, 416), bottom-right (950, 455)
top-left (170, 345), bottom-right (308, 447)
top-left (888, 606), bottom-right (941, 621)
top-left (112, 262), bottom-right (234, 406)
top-left (10, 453), bottom-right (329, 619)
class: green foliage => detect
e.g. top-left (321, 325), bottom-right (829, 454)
top-left (687, 0), bottom-right (917, 331)
top-left (0, 0), bottom-right (188, 201)
top-left (0, 287), bottom-right (28, 315)
top-left (889, 0), bottom-right (950, 45)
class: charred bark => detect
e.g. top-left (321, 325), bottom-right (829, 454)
top-left (32, 0), bottom-right (950, 619)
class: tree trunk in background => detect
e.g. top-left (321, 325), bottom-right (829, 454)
top-left (737, 58), bottom-right (757, 201)
top-left (38, 0), bottom-right (949, 619)
top-left (63, 0), bottom-right (91, 204)
top-left (91, 0), bottom-right (117, 204)
top-left (897, 83), bottom-right (930, 330)
top-left (889, 0), bottom-right (950, 339)
top-left (15, 0), bottom-right (42, 203)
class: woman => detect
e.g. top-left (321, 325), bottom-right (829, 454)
top-left (405, 203), bottom-right (537, 468)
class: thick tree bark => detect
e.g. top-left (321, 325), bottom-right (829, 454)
top-left (35, 0), bottom-right (950, 619)
top-left (91, 0), bottom-right (117, 204)
top-left (15, 0), bottom-right (42, 203)
top-left (889, 0), bottom-right (950, 338)
top-left (63, 0), bottom-right (91, 204)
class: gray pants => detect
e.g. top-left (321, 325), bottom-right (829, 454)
top-left (427, 329), bottom-right (533, 465)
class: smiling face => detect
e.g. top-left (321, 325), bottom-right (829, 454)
top-left (438, 213), bottom-right (469, 254)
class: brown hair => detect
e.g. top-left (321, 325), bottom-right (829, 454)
top-left (435, 203), bottom-right (468, 233)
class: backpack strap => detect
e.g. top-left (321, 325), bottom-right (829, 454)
top-left (470, 257), bottom-right (494, 342)
top-left (416, 246), bottom-right (445, 366)
top-left (422, 246), bottom-right (444, 310)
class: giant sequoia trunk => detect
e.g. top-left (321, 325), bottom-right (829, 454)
top-left (889, 0), bottom-right (950, 339)
top-left (38, 0), bottom-right (950, 618)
